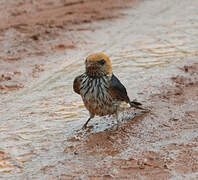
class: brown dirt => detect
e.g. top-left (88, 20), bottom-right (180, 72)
top-left (1, 0), bottom-right (198, 179)
top-left (0, 0), bottom-right (136, 92)
top-left (61, 63), bottom-right (198, 179)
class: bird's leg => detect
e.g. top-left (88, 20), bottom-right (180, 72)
top-left (82, 113), bottom-right (95, 129)
top-left (116, 106), bottom-right (122, 128)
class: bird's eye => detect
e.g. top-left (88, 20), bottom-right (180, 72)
top-left (85, 58), bottom-right (88, 63)
top-left (98, 59), bottom-right (105, 65)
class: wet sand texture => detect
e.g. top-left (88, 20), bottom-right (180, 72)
top-left (0, 0), bottom-right (198, 179)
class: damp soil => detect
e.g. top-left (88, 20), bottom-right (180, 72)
top-left (0, 0), bottom-right (135, 92)
top-left (0, 0), bottom-right (198, 179)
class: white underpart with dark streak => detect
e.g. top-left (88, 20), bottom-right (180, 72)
top-left (80, 73), bottom-right (119, 116)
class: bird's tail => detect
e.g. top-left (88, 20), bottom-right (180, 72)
top-left (129, 101), bottom-right (145, 110)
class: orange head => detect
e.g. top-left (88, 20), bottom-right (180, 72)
top-left (85, 53), bottom-right (112, 77)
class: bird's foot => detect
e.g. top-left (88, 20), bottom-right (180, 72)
top-left (82, 124), bottom-right (94, 130)
top-left (116, 120), bottom-right (123, 130)
top-left (82, 124), bottom-right (88, 129)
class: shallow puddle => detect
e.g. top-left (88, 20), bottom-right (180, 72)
top-left (0, 0), bottom-right (198, 179)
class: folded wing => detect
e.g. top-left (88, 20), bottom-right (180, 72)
top-left (73, 75), bottom-right (83, 95)
top-left (109, 74), bottom-right (143, 109)
top-left (109, 74), bottom-right (130, 103)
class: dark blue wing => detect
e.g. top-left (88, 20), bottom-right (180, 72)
top-left (110, 74), bottom-right (143, 109)
top-left (109, 74), bottom-right (130, 103)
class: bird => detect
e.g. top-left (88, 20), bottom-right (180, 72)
top-left (73, 53), bottom-right (144, 128)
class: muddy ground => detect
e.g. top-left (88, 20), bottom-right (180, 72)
top-left (0, 0), bottom-right (198, 179)
top-left (0, 0), bottom-right (135, 91)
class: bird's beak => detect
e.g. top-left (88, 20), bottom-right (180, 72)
top-left (86, 63), bottom-right (98, 70)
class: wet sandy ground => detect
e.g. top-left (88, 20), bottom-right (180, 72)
top-left (0, 0), bottom-right (135, 91)
top-left (0, 0), bottom-right (198, 179)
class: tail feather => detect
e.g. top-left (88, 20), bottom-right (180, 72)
top-left (131, 101), bottom-right (142, 106)
top-left (129, 101), bottom-right (144, 110)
